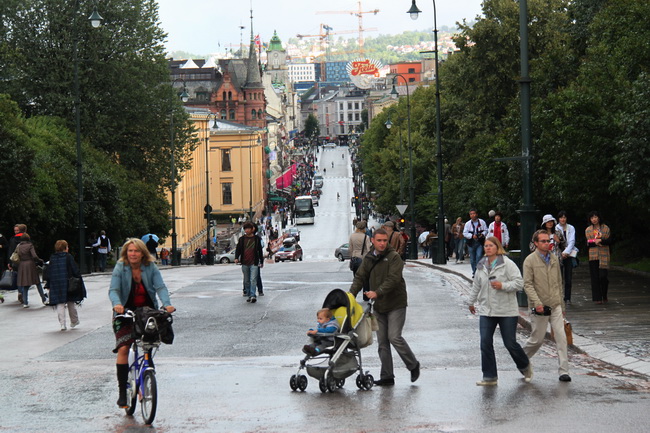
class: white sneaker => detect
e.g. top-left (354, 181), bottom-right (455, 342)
top-left (524, 363), bottom-right (533, 383)
top-left (70, 321), bottom-right (79, 329)
top-left (60, 324), bottom-right (67, 331)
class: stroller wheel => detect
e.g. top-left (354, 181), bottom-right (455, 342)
top-left (289, 375), bottom-right (298, 391)
top-left (363, 374), bottom-right (374, 390)
top-left (298, 375), bottom-right (308, 391)
top-left (319, 378), bottom-right (328, 393)
top-left (356, 375), bottom-right (364, 389)
top-left (326, 376), bottom-right (337, 392)
top-left (336, 378), bottom-right (345, 389)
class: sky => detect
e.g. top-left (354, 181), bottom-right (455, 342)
top-left (156, 0), bottom-right (484, 56)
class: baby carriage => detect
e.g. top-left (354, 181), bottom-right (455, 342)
top-left (289, 288), bottom-right (375, 393)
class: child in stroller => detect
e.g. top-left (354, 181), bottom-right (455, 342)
top-left (290, 289), bottom-right (375, 393)
top-left (302, 308), bottom-right (339, 356)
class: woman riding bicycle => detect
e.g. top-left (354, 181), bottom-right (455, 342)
top-left (109, 238), bottom-right (175, 408)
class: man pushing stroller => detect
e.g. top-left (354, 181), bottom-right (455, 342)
top-left (349, 228), bottom-right (421, 386)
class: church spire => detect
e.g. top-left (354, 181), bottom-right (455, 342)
top-left (245, 1), bottom-right (262, 88)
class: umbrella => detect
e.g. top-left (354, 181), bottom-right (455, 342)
top-left (142, 234), bottom-right (159, 243)
top-left (418, 231), bottom-right (430, 244)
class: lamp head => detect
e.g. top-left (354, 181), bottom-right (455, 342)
top-left (180, 90), bottom-right (189, 102)
top-left (88, 8), bottom-right (103, 28)
top-left (384, 118), bottom-right (392, 130)
top-left (407, 0), bottom-right (421, 20)
top-left (390, 85), bottom-right (399, 99)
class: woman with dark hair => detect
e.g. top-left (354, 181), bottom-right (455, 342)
top-left (557, 211), bottom-right (578, 304)
top-left (16, 234), bottom-right (47, 308)
top-left (109, 238), bottom-right (175, 407)
top-left (536, 214), bottom-right (566, 262)
top-left (44, 240), bottom-right (85, 330)
top-left (468, 236), bottom-right (531, 386)
top-left (585, 211), bottom-right (611, 304)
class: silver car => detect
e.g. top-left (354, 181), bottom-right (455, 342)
top-left (334, 243), bottom-right (350, 261)
top-left (216, 251), bottom-right (236, 264)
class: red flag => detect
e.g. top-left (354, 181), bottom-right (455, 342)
top-left (254, 34), bottom-right (261, 47)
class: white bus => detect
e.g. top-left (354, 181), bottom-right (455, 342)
top-left (294, 195), bottom-right (315, 225)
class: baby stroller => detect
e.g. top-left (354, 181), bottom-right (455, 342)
top-left (290, 288), bottom-right (375, 393)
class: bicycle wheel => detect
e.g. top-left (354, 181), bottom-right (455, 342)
top-left (140, 370), bottom-right (157, 425)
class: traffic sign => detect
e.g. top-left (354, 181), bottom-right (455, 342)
top-left (396, 204), bottom-right (408, 215)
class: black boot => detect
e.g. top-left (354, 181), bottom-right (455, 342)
top-left (116, 364), bottom-right (129, 407)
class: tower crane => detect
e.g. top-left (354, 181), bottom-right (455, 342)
top-left (317, 0), bottom-right (379, 54)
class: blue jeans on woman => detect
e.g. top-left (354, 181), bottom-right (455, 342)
top-left (19, 282), bottom-right (46, 306)
top-left (479, 316), bottom-right (529, 380)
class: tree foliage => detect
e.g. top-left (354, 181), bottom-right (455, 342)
top-left (360, 0), bottom-right (650, 257)
top-left (304, 113), bottom-right (320, 138)
top-left (0, 0), bottom-right (198, 256)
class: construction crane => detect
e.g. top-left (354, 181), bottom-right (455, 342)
top-left (317, 0), bottom-right (379, 54)
top-left (297, 24), bottom-right (375, 59)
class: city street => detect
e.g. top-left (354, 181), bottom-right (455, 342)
top-left (1, 147), bottom-right (649, 432)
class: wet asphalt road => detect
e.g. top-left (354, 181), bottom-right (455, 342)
top-left (1, 147), bottom-right (649, 432)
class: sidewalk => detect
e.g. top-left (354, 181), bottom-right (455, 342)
top-left (412, 257), bottom-right (650, 378)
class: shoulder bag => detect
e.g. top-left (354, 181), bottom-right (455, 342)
top-left (10, 247), bottom-right (19, 264)
top-left (349, 234), bottom-right (367, 272)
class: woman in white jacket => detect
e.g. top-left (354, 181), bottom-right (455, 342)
top-left (468, 237), bottom-right (532, 386)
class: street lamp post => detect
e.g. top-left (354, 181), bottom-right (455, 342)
top-left (73, 2), bottom-right (102, 273)
top-left (390, 75), bottom-right (418, 260)
top-left (205, 114), bottom-right (218, 265)
top-left (408, 0), bottom-right (446, 265)
top-left (169, 80), bottom-right (189, 266)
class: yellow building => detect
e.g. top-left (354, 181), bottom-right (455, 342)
top-left (161, 109), bottom-right (265, 259)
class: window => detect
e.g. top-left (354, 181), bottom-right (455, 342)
top-left (220, 110), bottom-right (227, 119)
top-left (355, 113), bottom-right (360, 121)
top-left (339, 102), bottom-right (343, 110)
top-left (408, 68), bottom-right (416, 73)
top-left (229, 109), bottom-right (235, 120)
top-left (409, 77), bottom-right (416, 82)
top-left (347, 102), bottom-right (352, 110)
top-left (252, 109), bottom-right (257, 119)
top-left (340, 113), bottom-right (344, 121)
top-left (348, 113), bottom-right (353, 121)
top-left (222, 91), bottom-right (227, 101)
top-left (221, 149), bottom-right (232, 171)
top-left (228, 91), bottom-right (232, 100)
top-left (222, 183), bottom-right (232, 205)
top-left (354, 102), bottom-right (359, 110)
top-left (258, 109), bottom-right (263, 119)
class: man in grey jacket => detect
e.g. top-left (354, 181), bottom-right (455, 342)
top-left (522, 230), bottom-right (571, 382)
top-left (349, 228), bottom-right (420, 386)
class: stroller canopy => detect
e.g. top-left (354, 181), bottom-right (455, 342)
top-left (322, 289), bottom-right (364, 333)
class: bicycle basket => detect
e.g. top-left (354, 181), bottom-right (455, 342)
top-left (134, 307), bottom-right (174, 344)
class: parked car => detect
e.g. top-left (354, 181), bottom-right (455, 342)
top-left (284, 227), bottom-right (301, 242)
top-left (335, 243), bottom-right (350, 261)
top-left (324, 142), bottom-right (337, 148)
top-left (275, 244), bottom-right (303, 262)
top-left (216, 251), bottom-right (236, 264)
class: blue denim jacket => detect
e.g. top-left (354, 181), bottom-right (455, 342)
top-left (108, 261), bottom-right (171, 309)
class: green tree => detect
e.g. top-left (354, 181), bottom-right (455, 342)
top-left (304, 113), bottom-right (320, 139)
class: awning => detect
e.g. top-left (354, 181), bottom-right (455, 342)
top-left (275, 163), bottom-right (297, 189)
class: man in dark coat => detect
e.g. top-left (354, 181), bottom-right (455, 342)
top-left (146, 235), bottom-right (158, 261)
top-left (234, 222), bottom-right (264, 303)
top-left (349, 228), bottom-right (420, 386)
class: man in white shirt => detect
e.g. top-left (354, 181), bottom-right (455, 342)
top-left (463, 209), bottom-right (488, 277)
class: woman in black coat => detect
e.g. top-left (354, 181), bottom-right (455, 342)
top-left (44, 240), bottom-right (85, 331)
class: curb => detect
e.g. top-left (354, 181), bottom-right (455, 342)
top-left (410, 259), bottom-right (650, 379)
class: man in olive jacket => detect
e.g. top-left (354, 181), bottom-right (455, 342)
top-left (349, 228), bottom-right (420, 386)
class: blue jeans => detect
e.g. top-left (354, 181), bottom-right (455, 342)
top-left (241, 265), bottom-right (259, 298)
top-left (479, 316), bottom-right (529, 380)
top-left (19, 282), bottom-right (46, 306)
top-left (98, 253), bottom-right (108, 272)
top-left (468, 242), bottom-right (483, 274)
top-left (455, 238), bottom-right (465, 260)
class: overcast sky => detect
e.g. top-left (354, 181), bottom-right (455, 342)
top-left (156, 0), bottom-right (484, 56)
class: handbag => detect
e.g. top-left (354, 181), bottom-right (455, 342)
top-left (551, 319), bottom-right (573, 346)
top-left (67, 276), bottom-right (82, 297)
top-left (10, 247), bottom-right (19, 263)
top-left (0, 270), bottom-right (12, 289)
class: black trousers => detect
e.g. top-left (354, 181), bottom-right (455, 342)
top-left (589, 260), bottom-right (609, 302)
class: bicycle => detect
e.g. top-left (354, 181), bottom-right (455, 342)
top-left (117, 309), bottom-right (170, 425)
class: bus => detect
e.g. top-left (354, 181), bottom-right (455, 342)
top-left (294, 195), bottom-right (315, 225)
